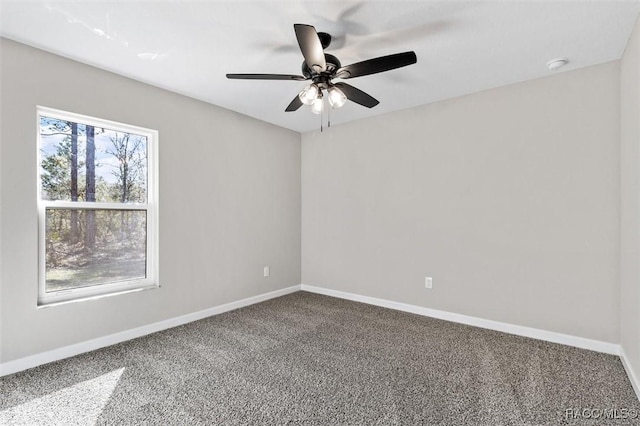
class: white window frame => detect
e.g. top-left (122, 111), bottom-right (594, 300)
top-left (37, 106), bottom-right (159, 306)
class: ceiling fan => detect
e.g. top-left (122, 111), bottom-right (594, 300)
top-left (226, 24), bottom-right (417, 115)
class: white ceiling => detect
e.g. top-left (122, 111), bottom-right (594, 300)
top-left (1, 1), bottom-right (639, 133)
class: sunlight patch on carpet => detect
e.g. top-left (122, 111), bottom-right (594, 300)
top-left (0, 368), bottom-right (124, 426)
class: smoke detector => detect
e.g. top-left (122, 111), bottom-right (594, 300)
top-left (547, 58), bottom-right (569, 71)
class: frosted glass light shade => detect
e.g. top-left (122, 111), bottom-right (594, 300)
top-left (311, 97), bottom-right (324, 114)
top-left (328, 86), bottom-right (347, 108)
top-left (299, 84), bottom-right (319, 105)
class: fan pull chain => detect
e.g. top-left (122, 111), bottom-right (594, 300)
top-left (328, 105), bottom-right (331, 128)
top-left (320, 101), bottom-right (323, 132)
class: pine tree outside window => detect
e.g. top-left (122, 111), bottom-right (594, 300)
top-left (37, 107), bottom-right (158, 305)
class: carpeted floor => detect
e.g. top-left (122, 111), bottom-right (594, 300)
top-left (1, 291), bottom-right (639, 425)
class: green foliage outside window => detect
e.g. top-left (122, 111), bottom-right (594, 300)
top-left (40, 116), bottom-right (149, 292)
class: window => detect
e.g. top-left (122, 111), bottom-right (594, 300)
top-left (37, 107), bottom-right (158, 305)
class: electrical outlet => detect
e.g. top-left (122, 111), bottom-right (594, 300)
top-left (264, 266), bottom-right (270, 277)
top-left (425, 276), bottom-right (432, 289)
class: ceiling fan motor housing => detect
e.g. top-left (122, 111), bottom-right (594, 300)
top-left (302, 53), bottom-right (342, 80)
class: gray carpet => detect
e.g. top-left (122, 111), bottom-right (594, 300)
top-left (1, 291), bottom-right (638, 425)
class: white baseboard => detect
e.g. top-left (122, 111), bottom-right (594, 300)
top-left (300, 284), bottom-right (621, 356)
top-left (1, 283), bottom-right (627, 382)
top-left (620, 347), bottom-right (640, 401)
top-left (0, 285), bottom-right (300, 377)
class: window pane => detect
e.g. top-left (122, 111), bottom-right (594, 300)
top-left (40, 116), bottom-right (148, 203)
top-left (45, 208), bottom-right (147, 292)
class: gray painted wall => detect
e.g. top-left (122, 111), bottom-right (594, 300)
top-left (1, 32), bottom-right (635, 372)
top-left (302, 61), bottom-right (621, 343)
top-left (0, 38), bottom-right (301, 362)
top-left (621, 15), bottom-right (640, 386)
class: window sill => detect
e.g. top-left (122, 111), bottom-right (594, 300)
top-left (37, 283), bottom-right (159, 308)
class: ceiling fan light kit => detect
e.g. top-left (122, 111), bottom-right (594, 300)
top-left (227, 23), bottom-right (417, 128)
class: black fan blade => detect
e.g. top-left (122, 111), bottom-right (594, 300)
top-left (226, 73), bottom-right (307, 81)
top-left (335, 51), bottom-right (417, 79)
top-left (285, 95), bottom-right (303, 112)
top-left (294, 24), bottom-right (326, 73)
top-left (334, 82), bottom-right (379, 108)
